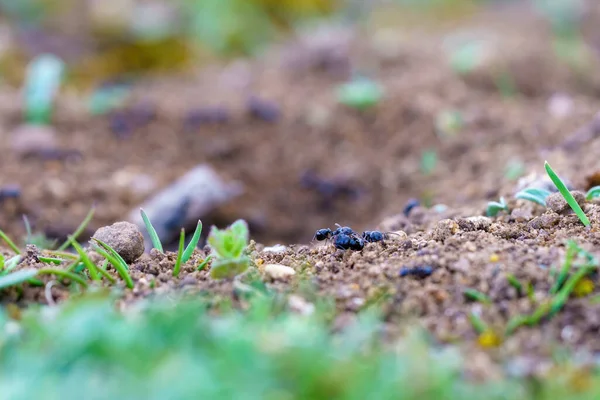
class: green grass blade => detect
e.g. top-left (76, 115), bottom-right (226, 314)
top-left (545, 161), bottom-right (590, 226)
top-left (3, 255), bottom-right (22, 274)
top-left (45, 250), bottom-right (79, 260)
top-left (506, 274), bottom-right (523, 294)
top-left (91, 239), bottom-right (133, 288)
top-left (140, 208), bottom-right (163, 253)
top-left (463, 288), bottom-right (492, 304)
top-left (550, 241), bottom-right (576, 294)
top-left (37, 256), bottom-right (64, 265)
top-left (0, 253), bottom-right (4, 271)
top-left (57, 207), bottom-right (95, 251)
top-left (0, 269), bottom-right (37, 289)
top-left (37, 268), bottom-right (88, 288)
top-left (467, 312), bottom-right (489, 334)
top-left (197, 255), bottom-right (212, 271)
top-left (182, 220), bottom-right (202, 263)
top-left (68, 235), bottom-right (100, 281)
top-left (173, 229), bottom-right (185, 277)
top-left (0, 229), bottom-right (21, 255)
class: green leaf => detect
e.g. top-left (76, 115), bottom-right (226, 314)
top-left (182, 220), bottom-right (202, 263)
top-left (463, 288), bottom-right (492, 304)
top-left (515, 188), bottom-right (552, 206)
top-left (0, 269), bottom-right (37, 290)
top-left (486, 197), bottom-right (508, 217)
top-left (140, 208), bottom-right (164, 253)
top-left (586, 185), bottom-right (600, 201)
top-left (209, 257), bottom-right (249, 280)
top-left (545, 161), bottom-right (590, 226)
top-left (173, 229), bottom-right (185, 277)
top-left (336, 79), bottom-right (384, 110)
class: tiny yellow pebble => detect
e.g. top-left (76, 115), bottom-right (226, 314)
top-left (574, 278), bottom-right (595, 298)
top-left (255, 258), bottom-right (264, 266)
top-left (478, 330), bottom-right (501, 348)
top-left (489, 253), bottom-right (500, 263)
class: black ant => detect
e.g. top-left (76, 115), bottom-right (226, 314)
top-left (313, 228), bottom-right (333, 241)
top-left (361, 230), bottom-right (402, 243)
top-left (333, 234), bottom-right (365, 251)
top-left (399, 265), bottom-right (434, 279)
top-left (313, 224), bottom-right (364, 251)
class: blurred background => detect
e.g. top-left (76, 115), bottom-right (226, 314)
top-left (0, 0), bottom-right (599, 248)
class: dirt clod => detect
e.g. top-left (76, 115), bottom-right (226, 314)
top-left (10, 124), bottom-right (58, 157)
top-left (546, 191), bottom-right (586, 215)
top-left (91, 221), bottom-right (145, 263)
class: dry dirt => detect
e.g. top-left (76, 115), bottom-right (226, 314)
top-left (4, 2), bottom-right (600, 380)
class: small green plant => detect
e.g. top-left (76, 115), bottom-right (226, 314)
top-left (435, 110), bottom-right (463, 139)
top-left (586, 186), bottom-right (600, 200)
top-left (515, 188), bottom-right (552, 206)
top-left (336, 78), bottom-right (384, 111)
top-left (207, 219), bottom-right (250, 279)
top-left (23, 53), bottom-right (65, 125)
top-left (545, 161), bottom-right (590, 227)
top-left (486, 197), bottom-right (508, 217)
top-left (463, 288), bottom-right (492, 305)
top-left (88, 85), bottom-right (130, 116)
top-left (420, 150), bottom-right (437, 175)
top-left (140, 208), bottom-right (164, 253)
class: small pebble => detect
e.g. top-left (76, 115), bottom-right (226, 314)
top-left (263, 244), bottom-right (287, 254)
top-left (264, 263), bottom-right (296, 280)
top-left (91, 221), bottom-right (145, 263)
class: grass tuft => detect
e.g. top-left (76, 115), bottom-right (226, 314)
top-left (140, 208), bottom-right (163, 253)
top-left (545, 161), bottom-right (590, 226)
top-left (68, 235), bottom-right (100, 281)
top-left (91, 238), bottom-right (134, 289)
top-left (0, 269), bottom-right (37, 290)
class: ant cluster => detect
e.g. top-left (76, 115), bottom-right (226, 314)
top-left (313, 224), bottom-right (395, 251)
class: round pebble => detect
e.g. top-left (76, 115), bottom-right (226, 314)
top-left (91, 221), bottom-right (145, 263)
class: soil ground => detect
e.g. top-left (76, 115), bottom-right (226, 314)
top-left (4, 1), bottom-right (600, 381)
